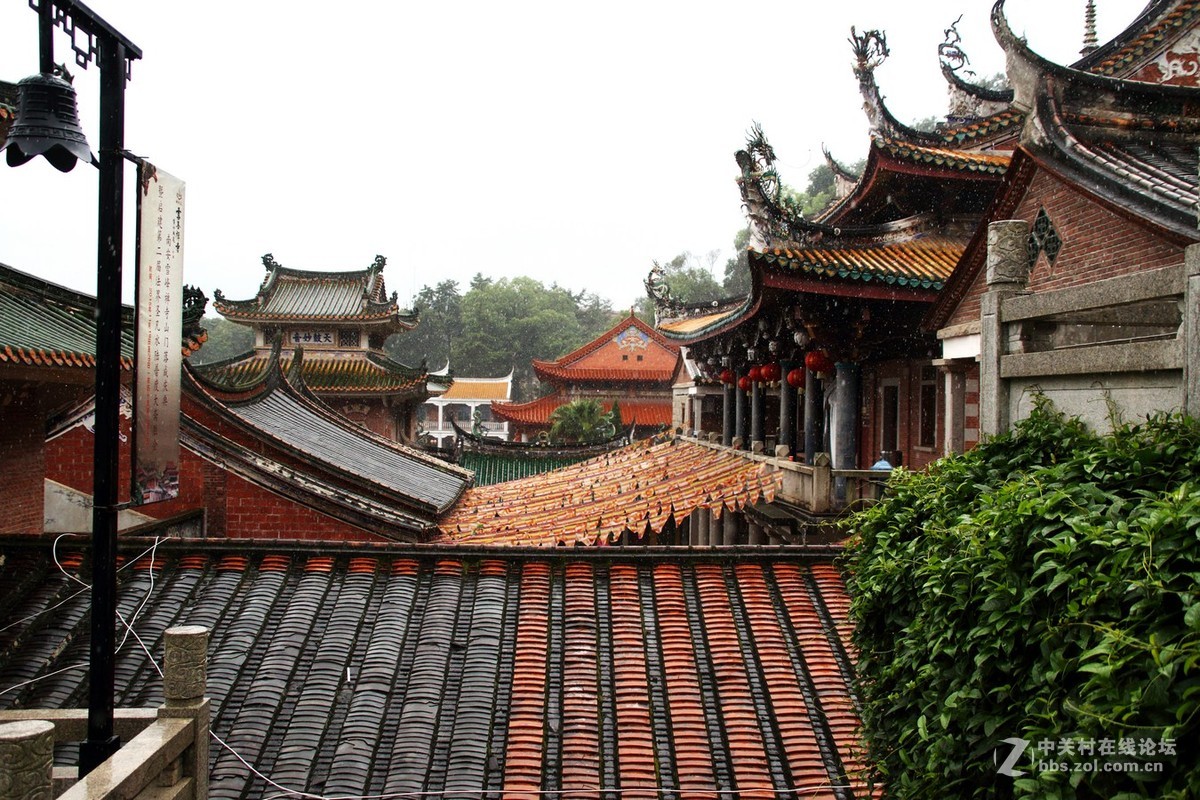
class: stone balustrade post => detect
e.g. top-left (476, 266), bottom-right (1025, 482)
top-left (159, 626), bottom-right (210, 800)
top-left (0, 720), bottom-right (55, 800)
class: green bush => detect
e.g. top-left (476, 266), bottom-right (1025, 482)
top-left (844, 397), bottom-right (1200, 799)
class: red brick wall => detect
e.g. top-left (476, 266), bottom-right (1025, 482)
top-left (858, 360), bottom-right (943, 471)
top-left (0, 387), bottom-right (49, 533)
top-left (943, 169), bottom-right (1186, 330)
top-left (44, 405), bottom-right (378, 542)
top-left (1021, 171), bottom-right (1185, 292)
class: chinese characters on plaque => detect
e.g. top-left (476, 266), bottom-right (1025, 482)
top-left (290, 330), bottom-right (334, 345)
top-left (133, 163), bottom-right (184, 505)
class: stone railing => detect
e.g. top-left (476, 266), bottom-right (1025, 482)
top-left (689, 435), bottom-right (889, 515)
top-left (0, 626), bottom-right (210, 800)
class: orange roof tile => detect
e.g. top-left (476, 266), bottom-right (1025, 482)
top-left (489, 394), bottom-right (672, 427)
top-left (754, 234), bottom-right (964, 290)
top-left (437, 437), bottom-right (783, 546)
top-left (437, 374), bottom-right (513, 401)
top-left (876, 137), bottom-right (1011, 174)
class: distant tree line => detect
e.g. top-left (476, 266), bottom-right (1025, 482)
top-left (385, 275), bottom-right (621, 402)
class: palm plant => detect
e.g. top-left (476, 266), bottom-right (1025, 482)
top-left (548, 399), bottom-right (617, 444)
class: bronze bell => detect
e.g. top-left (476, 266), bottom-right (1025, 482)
top-left (3, 70), bottom-right (97, 172)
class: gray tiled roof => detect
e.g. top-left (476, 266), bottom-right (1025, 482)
top-left (227, 383), bottom-right (468, 515)
top-left (0, 542), bottom-right (872, 798)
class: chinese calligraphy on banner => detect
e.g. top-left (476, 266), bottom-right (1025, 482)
top-left (133, 163), bottom-right (184, 505)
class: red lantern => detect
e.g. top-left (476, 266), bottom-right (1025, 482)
top-left (786, 367), bottom-right (806, 389)
top-left (761, 362), bottom-right (782, 383)
top-left (719, 368), bottom-right (734, 384)
top-left (747, 365), bottom-right (762, 383)
top-left (737, 375), bottom-right (752, 392)
top-left (805, 350), bottom-right (834, 375)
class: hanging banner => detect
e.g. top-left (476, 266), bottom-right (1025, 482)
top-left (132, 163), bottom-right (185, 505)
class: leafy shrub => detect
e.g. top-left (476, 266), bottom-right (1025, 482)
top-left (844, 398), bottom-right (1200, 799)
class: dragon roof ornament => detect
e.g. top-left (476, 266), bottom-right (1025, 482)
top-left (850, 27), bottom-right (944, 143)
top-left (939, 16), bottom-right (1013, 120)
top-left (644, 260), bottom-right (686, 322)
top-left (734, 123), bottom-right (849, 250)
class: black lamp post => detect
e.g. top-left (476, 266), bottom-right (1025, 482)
top-left (3, 0), bottom-right (142, 776)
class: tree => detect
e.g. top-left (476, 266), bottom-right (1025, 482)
top-left (548, 398), bottom-right (616, 444)
top-left (636, 251), bottom-right (724, 319)
top-left (385, 279), bottom-right (462, 370)
top-left (188, 315), bottom-right (254, 365)
top-left (455, 276), bottom-right (589, 400)
top-left (722, 227), bottom-right (752, 296)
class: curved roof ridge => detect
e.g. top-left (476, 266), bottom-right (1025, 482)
top-left (850, 26), bottom-right (946, 145)
top-left (1027, 86), bottom-right (1200, 240)
top-left (940, 59), bottom-right (1015, 104)
top-left (1075, 0), bottom-right (1196, 76)
top-left (822, 145), bottom-right (861, 183)
top-left (993, 0), bottom-right (1200, 115)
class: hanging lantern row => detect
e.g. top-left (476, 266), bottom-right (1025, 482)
top-left (716, 351), bottom-right (833, 387)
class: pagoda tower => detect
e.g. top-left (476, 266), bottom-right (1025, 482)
top-left (203, 254), bottom-right (440, 441)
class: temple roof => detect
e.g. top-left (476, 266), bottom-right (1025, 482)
top-left (530, 312), bottom-right (680, 387)
top-left (438, 437), bottom-right (783, 546)
top-left (192, 349), bottom-right (429, 398)
top-left (452, 419), bottom-right (632, 485)
top-left (212, 253), bottom-right (418, 331)
top-left (185, 346), bottom-right (472, 531)
top-left (754, 234), bottom-right (964, 293)
top-left (436, 372), bottom-right (513, 402)
top-left (0, 262), bottom-right (206, 376)
top-left (1075, 0), bottom-right (1200, 80)
top-left (490, 391), bottom-right (673, 429)
top-left (926, 3), bottom-right (1200, 331)
top-left (0, 539), bottom-right (868, 797)
top-left (994, 0), bottom-right (1200, 238)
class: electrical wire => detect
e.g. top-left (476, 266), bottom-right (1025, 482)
top-left (5, 539), bottom-right (861, 800)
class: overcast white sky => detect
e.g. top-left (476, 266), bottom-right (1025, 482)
top-left (0, 0), bottom-right (1146, 312)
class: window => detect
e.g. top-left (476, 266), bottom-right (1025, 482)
top-left (338, 329), bottom-right (361, 348)
top-left (636, 355), bottom-right (644, 362)
top-left (919, 366), bottom-right (937, 448)
top-left (1027, 208), bottom-right (1063, 266)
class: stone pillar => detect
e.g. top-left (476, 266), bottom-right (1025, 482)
top-left (722, 384), bottom-right (735, 447)
top-left (833, 363), bottom-right (859, 503)
top-left (832, 363), bottom-right (859, 471)
top-left (159, 626), bottom-right (211, 800)
top-left (734, 382), bottom-right (747, 447)
top-left (981, 220), bottom-right (1031, 437)
top-left (696, 508), bottom-right (710, 545)
top-left (779, 359), bottom-right (796, 454)
top-left (804, 368), bottom-right (822, 464)
top-left (748, 520), bottom-right (766, 545)
top-left (1185, 244), bottom-right (1200, 418)
top-left (722, 507), bottom-right (739, 545)
top-left (939, 363), bottom-right (968, 455)
top-left (750, 380), bottom-right (764, 447)
top-left (0, 720), bottom-right (54, 800)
